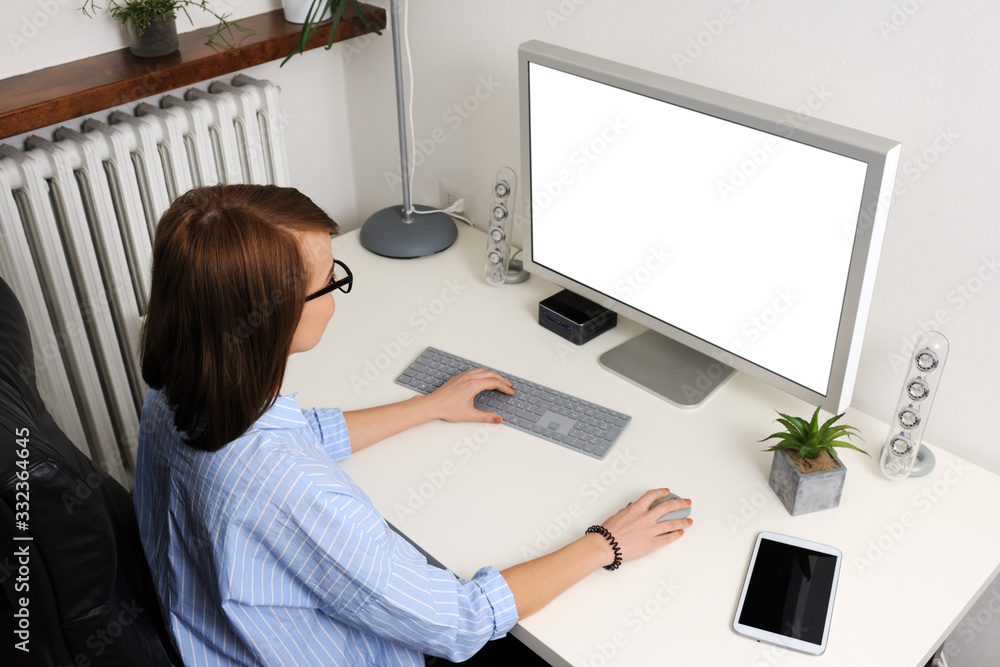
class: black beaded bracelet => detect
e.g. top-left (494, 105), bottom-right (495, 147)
top-left (586, 525), bottom-right (623, 571)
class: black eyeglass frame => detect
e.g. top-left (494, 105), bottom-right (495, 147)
top-left (305, 259), bottom-right (353, 302)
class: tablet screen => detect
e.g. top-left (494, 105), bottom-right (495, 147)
top-left (738, 537), bottom-right (839, 646)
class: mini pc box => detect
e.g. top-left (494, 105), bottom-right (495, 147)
top-left (538, 289), bottom-right (616, 345)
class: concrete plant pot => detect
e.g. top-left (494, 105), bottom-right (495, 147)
top-left (768, 450), bottom-right (846, 516)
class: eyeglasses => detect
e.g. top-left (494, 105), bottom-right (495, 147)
top-left (305, 259), bottom-right (353, 302)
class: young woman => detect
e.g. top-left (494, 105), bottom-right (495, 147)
top-left (134, 184), bottom-right (692, 666)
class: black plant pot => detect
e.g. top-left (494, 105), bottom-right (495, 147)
top-left (127, 17), bottom-right (179, 58)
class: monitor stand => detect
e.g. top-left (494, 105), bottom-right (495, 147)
top-left (599, 330), bottom-right (735, 408)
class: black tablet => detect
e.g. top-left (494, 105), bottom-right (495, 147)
top-left (733, 531), bottom-right (842, 655)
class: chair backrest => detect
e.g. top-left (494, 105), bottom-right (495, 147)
top-left (0, 275), bottom-right (182, 666)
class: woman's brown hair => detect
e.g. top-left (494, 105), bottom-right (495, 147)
top-left (140, 184), bottom-right (339, 452)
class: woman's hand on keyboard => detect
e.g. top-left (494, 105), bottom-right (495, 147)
top-left (600, 488), bottom-right (691, 564)
top-left (424, 368), bottom-right (515, 424)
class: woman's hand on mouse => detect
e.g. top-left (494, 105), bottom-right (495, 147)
top-left (597, 489), bottom-right (691, 565)
top-left (500, 488), bottom-right (691, 619)
top-left (421, 368), bottom-right (514, 424)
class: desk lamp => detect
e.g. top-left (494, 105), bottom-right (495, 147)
top-left (360, 0), bottom-right (457, 258)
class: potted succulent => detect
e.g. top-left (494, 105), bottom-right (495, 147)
top-left (760, 407), bottom-right (868, 516)
top-left (82, 0), bottom-right (250, 57)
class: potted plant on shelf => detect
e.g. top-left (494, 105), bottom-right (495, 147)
top-left (81, 0), bottom-right (251, 58)
top-left (281, 0), bottom-right (382, 66)
top-left (760, 407), bottom-right (868, 516)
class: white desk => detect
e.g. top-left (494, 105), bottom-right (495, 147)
top-left (284, 225), bottom-right (1000, 666)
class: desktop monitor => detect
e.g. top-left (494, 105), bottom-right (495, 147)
top-left (518, 41), bottom-right (900, 413)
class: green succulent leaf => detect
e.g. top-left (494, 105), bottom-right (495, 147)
top-left (786, 415), bottom-right (811, 436)
top-left (799, 445), bottom-right (822, 459)
top-left (760, 407), bottom-right (867, 459)
top-left (828, 440), bottom-right (870, 457)
top-left (760, 432), bottom-right (800, 452)
top-left (763, 442), bottom-right (801, 453)
top-left (775, 417), bottom-right (802, 437)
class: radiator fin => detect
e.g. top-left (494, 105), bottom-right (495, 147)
top-left (0, 75), bottom-right (288, 485)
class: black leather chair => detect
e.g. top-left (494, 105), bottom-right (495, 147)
top-left (0, 275), bottom-right (181, 666)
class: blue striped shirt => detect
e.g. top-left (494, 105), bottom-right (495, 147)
top-left (133, 389), bottom-right (518, 666)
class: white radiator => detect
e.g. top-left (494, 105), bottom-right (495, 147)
top-left (0, 74), bottom-right (289, 487)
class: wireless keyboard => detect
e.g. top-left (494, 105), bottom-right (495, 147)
top-left (395, 347), bottom-right (631, 460)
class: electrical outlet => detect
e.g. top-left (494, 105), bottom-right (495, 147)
top-left (439, 178), bottom-right (476, 226)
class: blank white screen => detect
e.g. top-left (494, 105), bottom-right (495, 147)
top-left (528, 64), bottom-right (869, 395)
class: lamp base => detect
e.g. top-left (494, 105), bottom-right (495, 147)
top-left (360, 205), bottom-right (458, 259)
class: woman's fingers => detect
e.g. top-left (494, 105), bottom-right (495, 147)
top-left (426, 369), bottom-right (514, 422)
top-left (600, 489), bottom-right (692, 564)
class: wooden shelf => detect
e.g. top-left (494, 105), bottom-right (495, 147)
top-left (0, 5), bottom-right (386, 140)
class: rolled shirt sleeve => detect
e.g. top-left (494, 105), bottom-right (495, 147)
top-left (345, 554), bottom-right (519, 661)
top-left (301, 403), bottom-right (353, 462)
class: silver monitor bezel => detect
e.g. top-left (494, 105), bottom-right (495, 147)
top-left (518, 40), bottom-right (901, 412)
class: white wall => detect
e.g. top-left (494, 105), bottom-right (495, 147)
top-left (340, 2), bottom-right (1000, 664)
top-left (1, 0), bottom-right (358, 224)
top-left (3, 0), bottom-right (999, 664)
top-left (343, 0), bottom-right (1000, 478)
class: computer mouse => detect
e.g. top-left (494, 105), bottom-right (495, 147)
top-left (649, 492), bottom-right (691, 522)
